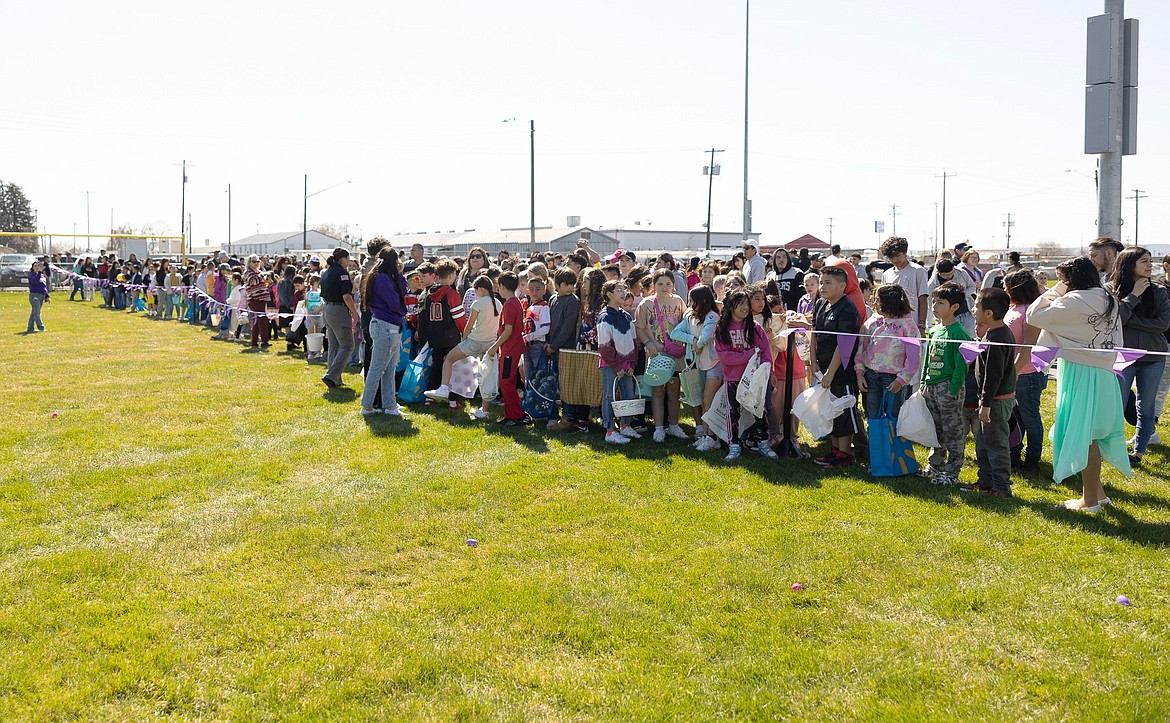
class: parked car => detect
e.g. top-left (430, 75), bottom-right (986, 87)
top-left (0, 254), bottom-right (39, 287)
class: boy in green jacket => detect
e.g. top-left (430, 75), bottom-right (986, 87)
top-left (921, 282), bottom-right (973, 485)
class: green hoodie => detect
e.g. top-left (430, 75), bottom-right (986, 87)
top-left (923, 321), bottom-right (972, 395)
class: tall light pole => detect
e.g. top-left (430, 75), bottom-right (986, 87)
top-left (226, 184), bottom-right (232, 255)
top-left (703, 148), bottom-right (724, 251)
top-left (502, 118), bottom-right (536, 256)
top-left (1003, 212), bottom-right (1015, 249)
top-left (303, 176), bottom-right (353, 251)
top-left (742, 0), bottom-right (751, 240)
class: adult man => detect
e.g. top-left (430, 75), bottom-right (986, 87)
top-left (743, 239), bottom-right (766, 285)
top-left (402, 243), bottom-right (426, 274)
top-left (824, 244), bottom-right (843, 264)
top-left (1088, 237), bottom-right (1123, 283)
top-left (850, 252), bottom-right (867, 282)
top-left (808, 253), bottom-right (825, 273)
top-left (880, 236), bottom-right (929, 333)
top-left (319, 248), bottom-right (359, 389)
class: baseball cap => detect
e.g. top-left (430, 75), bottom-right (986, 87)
top-left (309, 255), bottom-right (321, 263)
top-left (743, 239), bottom-right (760, 250)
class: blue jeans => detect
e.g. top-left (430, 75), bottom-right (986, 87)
top-left (27, 293), bottom-right (46, 331)
top-left (361, 317), bottom-right (401, 410)
top-left (863, 370), bottom-right (908, 419)
top-left (1014, 371), bottom-right (1047, 461)
top-left (1121, 360), bottom-right (1166, 454)
top-left (601, 366), bottom-right (636, 430)
top-left (218, 308), bottom-right (232, 333)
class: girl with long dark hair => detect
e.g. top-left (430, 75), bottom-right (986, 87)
top-left (1003, 268), bottom-right (1047, 470)
top-left (714, 288), bottom-right (774, 461)
top-left (1028, 256), bottom-right (1129, 511)
top-left (1106, 246), bottom-right (1170, 464)
top-left (359, 247), bottom-right (408, 416)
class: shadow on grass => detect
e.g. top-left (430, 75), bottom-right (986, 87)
top-left (322, 387), bottom-right (356, 403)
top-left (362, 414), bottom-right (420, 438)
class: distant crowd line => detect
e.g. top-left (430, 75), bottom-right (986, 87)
top-left (30, 236), bottom-right (1169, 513)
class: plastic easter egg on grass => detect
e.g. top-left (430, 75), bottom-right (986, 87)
top-left (466, 539), bottom-right (478, 548)
top-left (791, 583), bottom-right (803, 591)
top-left (1116, 595), bottom-right (1130, 606)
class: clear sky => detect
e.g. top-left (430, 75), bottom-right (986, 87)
top-left (3, 0), bottom-right (1166, 254)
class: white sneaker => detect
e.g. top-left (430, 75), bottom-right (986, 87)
top-left (605, 430), bottom-right (631, 445)
top-left (695, 424), bottom-right (707, 437)
top-left (424, 385), bottom-right (451, 401)
top-left (448, 400), bottom-right (460, 409)
top-left (382, 407), bottom-right (405, 417)
top-left (619, 425), bottom-right (641, 439)
top-left (360, 407), bottom-right (379, 416)
top-left (666, 425), bottom-right (688, 440)
top-left (1151, 432), bottom-right (1162, 445)
top-left (755, 440), bottom-right (780, 459)
top-left (696, 436), bottom-right (719, 452)
top-left (471, 408), bottom-right (489, 420)
top-left (653, 427), bottom-right (666, 443)
top-left (725, 444), bottom-right (742, 461)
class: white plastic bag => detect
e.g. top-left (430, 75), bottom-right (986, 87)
top-left (450, 356), bottom-right (483, 398)
top-left (792, 385), bottom-right (834, 440)
top-left (478, 355), bottom-right (499, 402)
top-left (896, 388), bottom-right (939, 449)
top-left (702, 383), bottom-right (759, 444)
top-left (736, 351), bottom-right (772, 419)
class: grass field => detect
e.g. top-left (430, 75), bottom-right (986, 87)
top-left (2, 291), bottom-right (1169, 720)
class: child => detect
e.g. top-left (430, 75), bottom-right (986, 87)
top-left (670, 284), bottom-right (721, 451)
top-left (597, 279), bottom-right (641, 444)
top-left (521, 277), bottom-right (552, 409)
top-left (961, 288), bottom-right (1017, 497)
top-left (417, 259), bottom-right (468, 398)
top-left (855, 284), bottom-right (918, 419)
top-left (714, 288), bottom-right (776, 461)
top-left (486, 272), bottom-right (529, 427)
top-left (920, 282), bottom-right (973, 485)
top-left (635, 269), bottom-right (688, 443)
top-left (425, 275), bottom-right (501, 415)
top-left (796, 273), bottom-right (819, 317)
top-left (304, 274), bottom-right (324, 358)
top-left (812, 266), bottom-right (863, 469)
top-left (767, 294), bottom-right (806, 450)
top-left (545, 268), bottom-right (586, 431)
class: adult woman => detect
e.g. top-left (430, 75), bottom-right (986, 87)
top-left (458, 246), bottom-right (490, 303)
top-left (1002, 268), bottom-right (1047, 471)
top-left (155, 259), bottom-right (175, 320)
top-left (26, 260), bottom-right (49, 332)
top-left (81, 257), bottom-right (97, 300)
top-left (243, 254), bottom-right (272, 348)
top-left (360, 247), bottom-right (408, 416)
top-left (958, 249), bottom-right (983, 305)
top-left (1107, 246), bottom-right (1170, 465)
top-left (1028, 256), bottom-right (1130, 511)
top-left (766, 248), bottom-right (804, 313)
top-left (635, 269), bottom-right (688, 442)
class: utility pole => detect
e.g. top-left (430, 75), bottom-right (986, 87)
top-left (1126, 189), bottom-right (1147, 243)
top-left (703, 148), bottom-right (724, 250)
top-left (935, 171), bottom-right (956, 248)
top-left (529, 119), bottom-right (536, 257)
top-left (933, 202), bottom-right (940, 258)
top-left (1003, 212), bottom-right (1015, 249)
top-left (826, 217), bottom-right (834, 244)
top-left (889, 203), bottom-right (899, 237)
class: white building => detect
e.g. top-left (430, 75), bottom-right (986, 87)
top-left (229, 230), bottom-right (343, 257)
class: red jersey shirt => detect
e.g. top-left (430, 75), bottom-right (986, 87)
top-left (498, 296), bottom-right (526, 358)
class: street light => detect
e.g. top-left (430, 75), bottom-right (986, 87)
top-left (303, 176), bottom-right (353, 251)
top-left (503, 118), bottom-right (536, 256)
top-left (703, 149), bottom-right (724, 251)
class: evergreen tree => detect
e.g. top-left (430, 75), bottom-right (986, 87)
top-left (0, 180), bottom-right (38, 253)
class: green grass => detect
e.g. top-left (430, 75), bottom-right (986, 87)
top-left (2, 292), bottom-right (1170, 720)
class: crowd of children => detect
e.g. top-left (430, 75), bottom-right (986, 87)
top-left (53, 236), bottom-right (1160, 513)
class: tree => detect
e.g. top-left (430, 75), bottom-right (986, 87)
top-left (0, 180), bottom-right (38, 253)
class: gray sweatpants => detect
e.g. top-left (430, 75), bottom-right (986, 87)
top-left (974, 397), bottom-right (1016, 494)
top-left (323, 303), bottom-right (355, 384)
top-left (924, 382), bottom-right (966, 477)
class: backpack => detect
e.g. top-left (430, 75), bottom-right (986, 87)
top-left (306, 290), bottom-right (323, 312)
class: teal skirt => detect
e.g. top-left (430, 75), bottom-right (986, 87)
top-left (1050, 359), bottom-right (1131, 483)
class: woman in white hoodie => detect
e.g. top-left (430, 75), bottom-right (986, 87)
top-left (1027, 256), bottom-right (1131, 512)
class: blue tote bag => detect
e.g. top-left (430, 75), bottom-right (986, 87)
top-left (396, 325), bottom-right (415, 373)
top-left (397, 343), bottom-right (433, 404)
top-left (868, 390), bottom-right (920, 477)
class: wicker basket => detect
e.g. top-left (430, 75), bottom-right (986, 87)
top-left (610, 377), bottom-right (646, 417)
